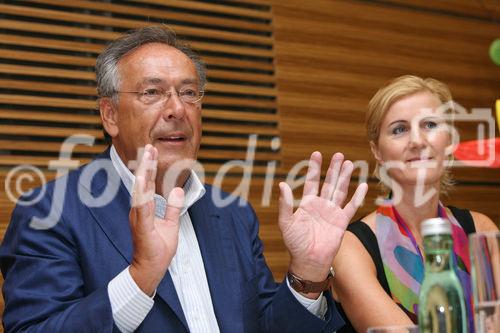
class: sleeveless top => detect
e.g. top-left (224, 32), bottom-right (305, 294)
top-left (336, 206), bottom-right (475, 333)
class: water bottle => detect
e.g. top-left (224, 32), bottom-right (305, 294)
top-left (418, 218), bottom-right (468, 333)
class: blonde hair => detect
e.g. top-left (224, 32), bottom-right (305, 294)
top-left (366, 75), bottom-right (455, 193)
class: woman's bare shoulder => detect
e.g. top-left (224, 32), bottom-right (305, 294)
top-left (335, 210), bottom-right (379, 271)
top-left (336, 210), bottom-right (379, 271)
top-left (353, 210), bottom-right (377, 231)
top-left (470, 211), bottom-right (499, 232)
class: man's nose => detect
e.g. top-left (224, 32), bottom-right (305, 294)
top-left (161, 91), bottom-right (186, 119)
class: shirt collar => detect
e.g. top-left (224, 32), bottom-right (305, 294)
top-left (110, 145), bottom-right (206, 217)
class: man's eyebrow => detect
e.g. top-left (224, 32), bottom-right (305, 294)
top-left (180, 78), bottom-right (198, 85)
top-left (141, 77), bottom-right (164, 85)
top-left (139, 78), bottom-right (198, 85)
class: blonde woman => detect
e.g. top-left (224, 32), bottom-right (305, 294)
top-left (332, 75), bottom-right (498, 332)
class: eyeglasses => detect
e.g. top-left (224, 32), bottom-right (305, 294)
top-left (115, 87), bottom-right (204, 105)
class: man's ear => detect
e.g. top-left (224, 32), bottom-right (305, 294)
top-left (99, 97), bottom-right (119, 138)
top-left (370, 140), bottom-right (383, 164)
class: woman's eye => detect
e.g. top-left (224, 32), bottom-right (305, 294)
top-left (392, 126), bottom-right (406, 135)
top-left (424, 121), bottom-right (438, 129)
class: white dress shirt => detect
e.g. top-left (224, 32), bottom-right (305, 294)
top-left (106, 145), bottom-right (327, 332)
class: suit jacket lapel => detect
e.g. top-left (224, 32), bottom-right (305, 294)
top-left (83, 154), bottom-right (134, 264)
top-left (83, 152), bottom-right (189, 330)
top-left (189, 192), bottom-right (241, 332)
top-left (155, 272), bottom-right (189, 329)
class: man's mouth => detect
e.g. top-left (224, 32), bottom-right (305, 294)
top-left (158, 136), bottom-right (186, 142)
top-left (156, 132), bottom-right (187, 142)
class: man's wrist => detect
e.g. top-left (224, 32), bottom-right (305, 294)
top-left (129, 263), bottom-right (162, 297)
top-left (287, 267), bottom-right (334, 299)
top-left (288, 259), bottom-right (332, 282)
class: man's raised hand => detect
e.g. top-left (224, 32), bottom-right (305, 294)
top-left (129, 144), bottom-right (185, 295)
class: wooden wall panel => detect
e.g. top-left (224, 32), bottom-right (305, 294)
top-left (0, 0), bottom-right (278, 171)
top-left (272, 0), bottom-right (500, 254)
top-left (384, 0), bottom-right (500, 19)
top-left (274, 0), bottom-right (499, 163)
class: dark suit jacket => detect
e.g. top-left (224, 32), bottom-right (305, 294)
top-left (0, 151), bottom-right (344, 332)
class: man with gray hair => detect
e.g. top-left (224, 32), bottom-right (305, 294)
top-left (0, 26), bottom-right (367, 332)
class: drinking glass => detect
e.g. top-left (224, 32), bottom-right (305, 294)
top-left (470, 231), bottom-right (500, 333)
top-left (366, 324), bottom-right (419, 333)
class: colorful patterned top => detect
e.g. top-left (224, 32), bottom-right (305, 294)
top-left (375, 201), bottom-right (474, 331)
